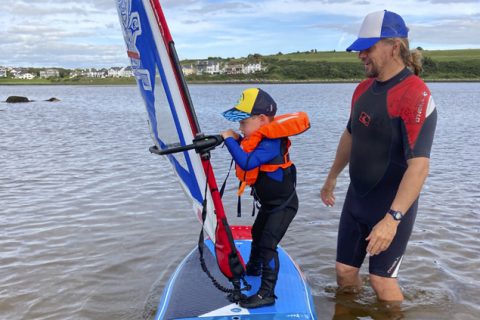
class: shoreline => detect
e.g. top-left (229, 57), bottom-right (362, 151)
top-left (1, 78), bottom-right (480, 86)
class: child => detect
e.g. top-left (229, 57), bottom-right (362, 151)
top-left (221, 88), bottom-right (309, 308)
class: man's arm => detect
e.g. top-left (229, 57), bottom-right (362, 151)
top-left (320, 128), bottom-right (352, 206)
top-left (365, 157), bottom-right (430, 256)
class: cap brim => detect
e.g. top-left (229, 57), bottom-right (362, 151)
top-left (222, 108), bottom-right (251, 122)
top-left (346, 37), bottom-right (381, 52)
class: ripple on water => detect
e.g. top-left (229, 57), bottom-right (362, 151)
top-left (1, 83), bottom-right (480, 320)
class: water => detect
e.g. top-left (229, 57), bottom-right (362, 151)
top-left (1, 83), bottom-right (479, 320)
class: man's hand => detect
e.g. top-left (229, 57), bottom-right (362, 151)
top-left (221, 129), bottom-right (240, 140)
top-left (320, 177), bottom-right (337, 207)
top-left (365, 214), bottom-right (400, 256)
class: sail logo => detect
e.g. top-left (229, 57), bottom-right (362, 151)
top-left (116, 0), bottom-right (152, 91)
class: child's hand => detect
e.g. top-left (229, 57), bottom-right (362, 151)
top-left (221, 129), bottom-right (240, 140)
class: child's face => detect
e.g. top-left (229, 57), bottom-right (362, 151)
top-left (239, 115), bottom-right (268, 137)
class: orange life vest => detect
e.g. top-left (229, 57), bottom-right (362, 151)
top-left (235, 112), bottom-right (310, 195)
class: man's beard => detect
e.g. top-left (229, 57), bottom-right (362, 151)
top-left (365, 63), bottom-right (379, 78)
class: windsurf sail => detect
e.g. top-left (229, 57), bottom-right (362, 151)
top-left (115, 0), bottom-right (247, 294)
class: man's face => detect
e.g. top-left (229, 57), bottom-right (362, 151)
top-left (358, 40), bottom-right (395, 79)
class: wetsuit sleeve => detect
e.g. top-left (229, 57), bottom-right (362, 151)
top-left (224, 137), bottom-right (281, 170)
top-left (398, 83), bottom-right (437, 159)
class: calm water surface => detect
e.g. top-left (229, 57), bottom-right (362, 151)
top-left (1, 83), bottom-right (479, 320)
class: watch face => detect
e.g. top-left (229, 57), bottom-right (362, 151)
top-left (394, 212), bottom-right (402, 220)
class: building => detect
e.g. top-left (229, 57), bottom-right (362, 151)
top-left (85, 68), bottom-right (106, 78)
top-left (108, 67), bottom-right (122, 77)
top-left (0, 67), bottom-right (6, 77)
top-left (223, 64), bottom-right (244, 75)
top-left (196, 60), bottom-right (220, 75)
top-left (15, 73), bottom-right (36, 80)
top-left (108, 66), bottom-right (134, 78)
top-left (181, 64), bottom-right (195, 76)
top-left (120, 66), bottom-right (133, 77)
top-left (39, 69), bottom-right (60, 78)
top-left (244, 62), bottom-right (263, 74)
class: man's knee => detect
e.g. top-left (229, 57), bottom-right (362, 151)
top-left (369, 274), bottom-right (404, 301)
top-left (336, 262), bottom-right (360, 288)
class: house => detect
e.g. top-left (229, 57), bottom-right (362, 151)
top-left (0, 67), bottom-right (6, 77)
top-left (16, 73), bottom-right (36, 80)
top-left (85, 68), bottom-right (106, 78)
top-left (223, 64), bottom-right (244, 75)
top-left (108, 67), bottom-right (122, 78)
top-left (196, 60), bottom-right (220, 75)
top-left (120, 66), bottom-right (133, 77)
top-left (181, 64), bottom-right (195, 76)
top-left (108, 66), bottom-right (133, 78)
top-left (39, 69), bottom-right (60, 78)
top-left (244, 62), bottom-right (263, 74)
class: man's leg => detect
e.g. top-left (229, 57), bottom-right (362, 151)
top-left (336, 192), bottom-right (368, 293)
top-left (367, 202), bottom-right (418, 302)
top-left (369, 275), bottom-right (403, 301)
top-left (336, 262), bottom-right (361, 293)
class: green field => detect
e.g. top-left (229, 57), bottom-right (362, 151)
top-left (1, 49), bottom-right (479, 85)
top-left (265, 49), bottom-right (480, 63)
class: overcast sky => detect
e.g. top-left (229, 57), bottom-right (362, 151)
top-left (0, 0), bottom-right (479, 68)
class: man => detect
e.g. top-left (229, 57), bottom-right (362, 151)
top-left (320, 10), bottom-right (437, 302)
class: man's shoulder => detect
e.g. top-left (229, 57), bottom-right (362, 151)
top-left (354, 78), bottom-right (375, 92)
top-left (393, 74), bottom-right (430, 95)
top-left (352, 78), bottom-right (375, 106)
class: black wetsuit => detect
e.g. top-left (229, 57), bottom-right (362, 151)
top-left (224, 137), bottom-right (298, 280)
top-left (337, 68), bottom-right (437, 277)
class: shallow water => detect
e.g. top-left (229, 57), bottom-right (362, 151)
top-left (1, 83), bottom-right (479, 320)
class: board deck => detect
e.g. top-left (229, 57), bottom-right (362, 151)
top-left (155, 239), bottom-right (317, 319)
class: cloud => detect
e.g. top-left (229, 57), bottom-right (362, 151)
top-left (0, 0), bottom-right (478, 68)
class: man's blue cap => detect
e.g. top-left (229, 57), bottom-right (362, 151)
top-left (346, 10), bottom-right (408, 52)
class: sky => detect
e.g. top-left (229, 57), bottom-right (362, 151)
top-left (0, 0), bottom-right (479, 68)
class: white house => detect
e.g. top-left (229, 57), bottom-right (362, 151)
top-left (120, 66), bottom-right (133, 77)
top-left (39, 69), bottom-right (60, 78)
top-left (196, 60), bottom-right (220, 75)
top-left (244, 62), bottom-right (263, 74)
top-left (0, 67), bottom-right (6, 77)
top-left (108, 67), bottom-right (122, 77)
top-left (108, 67), bottom-right (133, 78)
top-left (206, 62), bottom-right (220, 75)
top-left (16, 73), bottom-right (36, 80)
top-left (85, 68), bottom-right (106, 78)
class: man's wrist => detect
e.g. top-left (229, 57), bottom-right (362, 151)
top-left (387, 209), bottom-right (404, 221)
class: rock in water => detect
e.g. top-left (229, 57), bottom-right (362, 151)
top-left (45, 97), bottom-right (60, 102)
top-left (6, 96), bottom-right (30, 103)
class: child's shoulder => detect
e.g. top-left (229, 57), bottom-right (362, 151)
top-left (257, 137), bottom-right (282, 149)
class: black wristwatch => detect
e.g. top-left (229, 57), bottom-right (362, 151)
top-left (388, 209), bottom-right (404, 221)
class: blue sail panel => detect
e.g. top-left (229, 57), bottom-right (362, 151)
top-left (115, 0), bottom-right (217, 240)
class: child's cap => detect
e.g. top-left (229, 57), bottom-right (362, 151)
top-left (346, 10), bottom-right (408, 52)
top-left (222, 88), bottom-right (277, 122)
